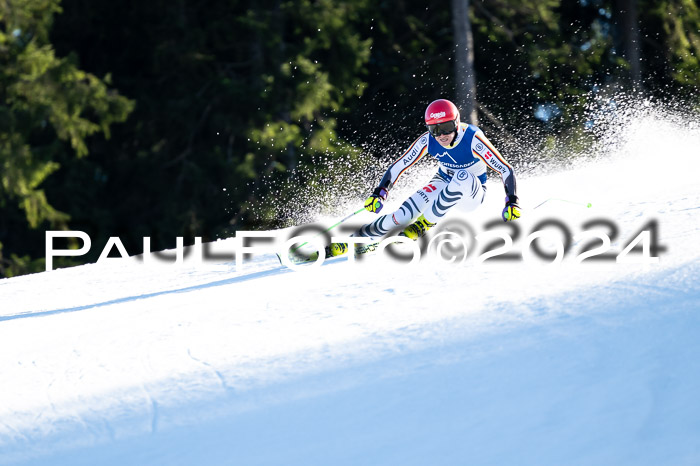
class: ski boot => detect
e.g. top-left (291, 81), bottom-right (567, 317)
top-left (325, 242), bottom-right (349, 257)
top-left (401, 214), bottom-right (436, 240)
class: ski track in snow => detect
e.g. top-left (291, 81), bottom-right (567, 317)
top-left (1, 111), bottom-right (700, 465)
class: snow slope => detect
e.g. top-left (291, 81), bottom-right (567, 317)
top-left (1, 109), bottom-right (700, 465)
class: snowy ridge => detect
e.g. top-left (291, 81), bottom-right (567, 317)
top-left (1, 110), bottom-right (700, 465)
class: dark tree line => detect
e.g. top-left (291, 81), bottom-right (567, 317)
top-left (1, 0), bottom-right (698, 277)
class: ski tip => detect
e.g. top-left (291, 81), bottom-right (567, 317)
top-left (277, 251), bottom-right (321, 266)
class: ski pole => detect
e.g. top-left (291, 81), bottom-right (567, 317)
top-left (533, 198), bottom-right (592, 210)
top-left (290, 207), bottom-right (365, 253)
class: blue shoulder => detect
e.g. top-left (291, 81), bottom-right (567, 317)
top-left (463, 123), bottom-right (481, 133)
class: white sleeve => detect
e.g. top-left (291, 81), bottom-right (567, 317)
top-left (377, 132), bottom-right (430, 191)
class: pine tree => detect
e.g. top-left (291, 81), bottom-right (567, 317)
top-left (0, 0), bottom-right (133, 276)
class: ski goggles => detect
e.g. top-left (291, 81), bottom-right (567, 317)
top-left (427, 120), bottom-right (457, 136)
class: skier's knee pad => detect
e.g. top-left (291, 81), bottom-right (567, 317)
top-left (455, 184), bottom-right (485, 213)
top-left (449, 170), bottom-right (484, 214)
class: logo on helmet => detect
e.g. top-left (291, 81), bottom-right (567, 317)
top-left (430, 112), bottom-right (446, 119)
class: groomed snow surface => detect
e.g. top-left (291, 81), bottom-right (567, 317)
top-left (1, 110), bottom-right (700, 465)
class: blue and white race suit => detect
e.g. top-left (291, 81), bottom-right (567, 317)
top-left (357, 123), bottom-right (517, 239)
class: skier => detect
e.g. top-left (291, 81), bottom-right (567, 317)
top-left (329, 98), bottom-right (520, 257)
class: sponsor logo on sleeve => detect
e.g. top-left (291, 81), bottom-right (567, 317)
top-left (489, 159), bottom-right (508, 174)
top-left (403, 148), bottom-right (420, 165)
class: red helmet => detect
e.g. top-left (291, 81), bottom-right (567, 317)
top-left (425, 99), bottom-right (460, 136)
top-left (425, 99), bottom-right (460, 124)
